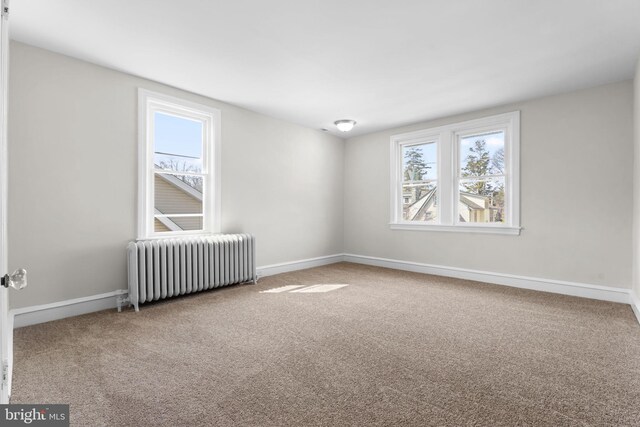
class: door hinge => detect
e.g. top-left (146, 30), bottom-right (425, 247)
top-left (1, 359), bottom-right (8, 389)
top-left (1, 0), bottom-right (9, 18)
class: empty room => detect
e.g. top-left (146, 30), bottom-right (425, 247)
top-left (0, 1), bottom-right (638, 426)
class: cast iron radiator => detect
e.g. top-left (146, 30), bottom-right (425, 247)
top-left (126, 234), bottom-right (256, 311)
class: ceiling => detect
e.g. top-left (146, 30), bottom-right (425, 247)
top-left (9, 1), bottom-right (640, 137)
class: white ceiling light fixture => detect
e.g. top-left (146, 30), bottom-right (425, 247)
top-left (334, 119), bottom-right (357, 132)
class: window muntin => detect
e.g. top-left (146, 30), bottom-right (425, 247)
top-left (457, 131), bottom-right (506, 224)
top-left (390, 112), bottom-right (519, 234)
top-left (401, 141), bottom-right (438, 223)
top-left (139, 90), bottom-right (220, 239)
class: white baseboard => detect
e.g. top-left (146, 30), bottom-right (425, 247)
top-left (11, 290), bottom-right (128, 329)
top-left (9, 254), bottom-right (346, 329)
top-left (631, 292), bottom-right (640, 325)
top-left (343, 254), bottom-right (633, 305)
top-left (257, 254), bottom-right (344, 278)
top-left (10, 253), bottom-right (638, 329)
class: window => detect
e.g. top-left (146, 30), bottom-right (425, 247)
top-left (138, 89), bottom-right (221, 239)
top-left (390, 112), bottom-right (520, 235)
top-left (402, 140), bottom-right (438, 222)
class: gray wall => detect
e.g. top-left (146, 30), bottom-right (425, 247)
top-left (7, 40), bottom-right (635, 310)
top-left (344, 81), bottom-right (634, 289)
top-left (7, 42), bottom-right (344, 309)
top-left (633, 57), bottom-right (640, 299)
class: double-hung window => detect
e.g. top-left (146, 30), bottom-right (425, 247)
top-left (390, 112), bottom-right (520, 235)
top-left (138, 89), bottom-right (221, 239)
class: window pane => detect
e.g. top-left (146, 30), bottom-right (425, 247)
top-left (460, 131), bottom-right (504, 177)
top-left (402, 182), bottom-right (437, 222)
top-left (402, 142), bottom-right (437, 182)
top-left (458, 177), bottom-right (505, 223)
top-left (154, 173), bottom-right (203, 215)
top-left (154, 216), bottom-right (203, 232)
top-left (154, 112), bottom-right (203, 173)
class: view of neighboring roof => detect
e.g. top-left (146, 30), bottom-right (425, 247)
top-left (405, 188), bottom-right (437, 221)
top-left (155, 165), bottom-right (203, 201)
top-left (404, 187), bottom-right (499, 222)
top-left (154, 169), bottom-right (203, 232)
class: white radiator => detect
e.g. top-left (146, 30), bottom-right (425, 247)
top-left (126, 234), bottom-right (256, 311)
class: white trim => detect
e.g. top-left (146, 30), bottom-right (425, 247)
top-left (137, 90), bottom-right (146, 239)
top-left (8, 256), bottom-right (346, 328)
top-left (138, 89), bottom-right (221, 240)
top-left (343, 254), bottom-right (632, 305)
top-left (257, 254), bottom-right (345, 278)
top-left (7, 255), bottom-right (639, 329)
top-left (11, 290), bottom-right (128, 329)
top-left (391, 112), bottom-right (522, 141)
top-left (0, 2), bottom-right (9, 404)
top-left (390, 223), bottom-right (521, 235)
top-left (390, 111), bottom-right (520, 234)
top-left (631, 292), bottom-right (640, 325)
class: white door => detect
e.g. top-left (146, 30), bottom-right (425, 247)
top-left (0, 0), bottom-right (14, 404)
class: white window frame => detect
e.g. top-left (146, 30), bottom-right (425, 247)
top-left (390, 111), bottom-right (520, 235)
top-left (138, 89), bottom-right (221, 240)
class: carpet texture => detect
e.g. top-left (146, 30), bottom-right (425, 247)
top-left (11, 263), bottom-right (640, 426)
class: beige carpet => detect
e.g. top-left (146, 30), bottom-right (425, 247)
top-left (10, 262), bottom-right (640, 426)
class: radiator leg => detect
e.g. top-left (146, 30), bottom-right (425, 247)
top-left (134, 303), bottom-right (139, 312)
top-left (116, 295), bottom-right (130, 313)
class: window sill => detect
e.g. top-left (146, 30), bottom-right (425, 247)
top-left (136, 232), bottom-right (219, 242)
top-left (389, 223), bottom-right (521, 235)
